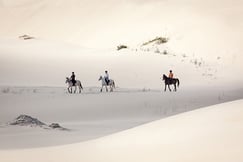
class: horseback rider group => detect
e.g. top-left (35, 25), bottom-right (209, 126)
top-left (69, 70), bottom-right (175, 86)
top-left (69, 70), bottom-right (111, 86)
top-left (68, 69), bottom-right (178, 92)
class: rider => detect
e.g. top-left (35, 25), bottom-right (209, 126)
top-left (169, 70), bottom-right (174, 79)
top-left (70, 72), bottom-right (76, 86)
top-left (104, 70), bottom-right (110, 85)
top-left (168, 70), bottom-right (174, 84)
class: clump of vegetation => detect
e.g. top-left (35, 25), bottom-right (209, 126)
top-left (117, 45), bottom-right (128, 51)
top-left (154, 48), bottom-right (160, 53)
top-left (142, 87), bottom-right (150, 92)
top-left (182, 54), bottom-right (187, 58)
top-left (2, 87), bottom-right (10, 93)
top-left (162, 50), bottom-right (168, 55)
top-left (19, 35), bottom-right (35, 40)
top-left (142, 37), bottom-right (169, 46)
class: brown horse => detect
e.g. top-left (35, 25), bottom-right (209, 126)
top-left (162, 74), bottom-right (180, 92)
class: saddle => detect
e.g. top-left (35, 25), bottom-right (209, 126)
top-left (169, 78), bottom-right (173, 84)
top-left (105, 78), bottom-right (110, 85)
top-left (72, 80), bottom-right (76, 85)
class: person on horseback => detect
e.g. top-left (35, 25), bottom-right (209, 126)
top-left (104, 70), bottom-right (110, 85)
top-left (168, 70), bottom-right (174, 84)
top-left (169, 70), bottom-right (174, 78)
top-left (70, 72), bottom-right (76, 86)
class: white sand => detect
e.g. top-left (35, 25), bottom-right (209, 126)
top-left (1, 99), bottom-right (243, 162)
top-left (0, 0), bottom-right (243, 88)
top-left (0, 0), bottom-right (243, 161)
top-left (1, 86), bottom-right (243, 149)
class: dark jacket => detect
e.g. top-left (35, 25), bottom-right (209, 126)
top-left (71, 74), bottom-right (75, 82)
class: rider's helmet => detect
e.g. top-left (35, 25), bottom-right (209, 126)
top-left (170, 70), bottom-right (172, 73)
top-left (105, 70), bottom-right (108, 73)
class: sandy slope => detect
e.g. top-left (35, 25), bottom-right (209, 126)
top-left (0, 0), bottom-right (243, 87)
top-left (0, 38), bottom-right (242, 88)
top-left (0, 0), bottom-right (243, 48)
top-left (0, 86), bottom-right (243, 149)
top-left (0, 0), bottom-right (242, 160)
top-left (0, 99), bottom-right (243, 162)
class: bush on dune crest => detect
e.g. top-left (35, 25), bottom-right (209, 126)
top-left (142, 37), bottom-right (169, 46)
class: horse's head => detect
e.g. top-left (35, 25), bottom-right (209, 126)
top-left (162, 74), bottom-right (166, 80)
top-left (98, 76), bottom-right (102, 81)
top-left (65, 77), bottom-right (69, 83)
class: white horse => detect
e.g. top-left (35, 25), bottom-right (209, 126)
top-left (65, 77), bottom-right (83, 93)
top-left (98, 76), bottom-right (115, 92)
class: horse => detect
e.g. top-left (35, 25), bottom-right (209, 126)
top-left (65, 77), bottom-right (83, 93)
top-left (162, 74), bottom-right (180, 92)
top-left (98, 76), bottom-right (115, 92)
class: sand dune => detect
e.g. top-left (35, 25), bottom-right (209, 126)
top-left (0, 0), bottom-right (243, 161)
top-left (1, 99), bottom-right (243, 162)
top-left (1, 0), bottom-right (243, 87)
top-left (1, 86), bottom-right (242, 149)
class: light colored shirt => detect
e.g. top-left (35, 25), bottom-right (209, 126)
top-left (104, 73), bottom-right (109, 79)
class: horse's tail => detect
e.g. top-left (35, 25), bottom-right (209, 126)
top-left (80, 82), bottom-right (83, 89)
top-left (77, 80), bottom-right (83, 89)
top-left (177, 79), bottom-right (180, 88)
top-left (113, 81), bottom-right (115, 88)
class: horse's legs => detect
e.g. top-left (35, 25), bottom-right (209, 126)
top-left (105, 86), bottom-right (108, 92)
top-left (74, 86), bottom-right (77, 93)
top-left (67, 87), bottom-right (70, 93)
top-left (100, 86), bottom-right (103, 92)
top-left (79, 85), bottom-right (81, 93)
top-left (168, 85), bottom-right (171, 91)
top-left (164, 84), bottom-right (166, 91)
top-left (174, 84), bottom-right (177, 91)
top-left (110, 85), bottom-right (113, 92)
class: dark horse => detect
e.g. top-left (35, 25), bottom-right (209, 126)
top-left (162, 74), bottom-right (180, 92)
